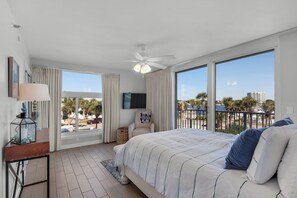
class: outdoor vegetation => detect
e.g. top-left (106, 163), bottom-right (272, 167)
top-left (177, 92), bottom-right (275, 134)
top-left (61, 98), bottom-right (102, 132)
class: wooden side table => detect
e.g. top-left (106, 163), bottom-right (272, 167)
top-left (117, 127), bottom-right (128, 144)
top-left (4, 128), bottom-right (50, 198)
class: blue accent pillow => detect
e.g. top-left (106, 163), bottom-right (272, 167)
top-left (271, 117), bottom-right (294, 127)
top-left (225, 117), bottom-right (294, 170)
top-left (225, 128), bottom-right (266, 170)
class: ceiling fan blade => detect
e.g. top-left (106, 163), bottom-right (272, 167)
top-left (148, 62), bottom-right (167, 69)
top-left (135, 52), bottom-right (144, 61)
top-left (122, 60), bottom-right (139, 63)
top-left (147, 55), bottom-right (175, 62)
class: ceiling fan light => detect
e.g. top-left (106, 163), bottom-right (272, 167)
top-left (133, 64), bottom-right (141, 72)
top-left (140, 64), bottom-right (151, 74)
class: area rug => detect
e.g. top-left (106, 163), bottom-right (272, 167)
top-left (101, 159), bottom-right (123, 183)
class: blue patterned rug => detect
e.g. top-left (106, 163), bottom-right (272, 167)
top-left (101, 159), bottom-right (123, 183)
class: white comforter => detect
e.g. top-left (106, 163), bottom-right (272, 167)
top-left (115, 128), bottom-right (283, 198)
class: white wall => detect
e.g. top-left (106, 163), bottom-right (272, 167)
top-left (279, 29), bottom-right (297, 121)
top-left (119, 72), bottom-right (146, 127)
top-left (30, 58), bottom-right (146, 127)
top-left (0, 0), bottom-right (30, 197)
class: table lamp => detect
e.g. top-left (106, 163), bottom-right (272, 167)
top-left (10, 83), bottom-right (50, 144)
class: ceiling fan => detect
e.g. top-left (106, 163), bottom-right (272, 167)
top-left (127, 44), bottom-right (175, 74)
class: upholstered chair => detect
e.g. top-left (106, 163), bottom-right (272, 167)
top-left (128, 110), bottom-right (154, 139)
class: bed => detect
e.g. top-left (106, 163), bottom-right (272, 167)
top-left (115, 128), bottom-right (283, 198)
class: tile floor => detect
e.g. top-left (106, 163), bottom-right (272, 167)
top-left (20, 143), bottom-right (146, 198)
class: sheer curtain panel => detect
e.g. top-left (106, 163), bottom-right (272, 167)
top-left (102, 74), bottom-right (120, 143)
top-left (146, 68), bottom-right (173, 131)
top-left (32, 66), bottom-right (62, 151)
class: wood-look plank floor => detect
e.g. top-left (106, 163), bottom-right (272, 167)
top-left (21, 143), bottom-right (147, 198)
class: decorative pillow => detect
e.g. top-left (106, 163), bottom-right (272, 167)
top-left (225, 117), bottom-right (294, 170)
top-left (247, 124), bottom-right (297, 184)
top-left (271, 117), bottom-right (294, 127)
top-left (135, 110), bottom-right (152, 128)
top-left (225, 128), bottom-right (266, 170)
top-left (278, 132), bottom-right (297, 198)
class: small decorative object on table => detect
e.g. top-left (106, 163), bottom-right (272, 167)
top-left (10, 112), bottom-right (36, 144)
top-left (117, 127), bottom-right (128, 144)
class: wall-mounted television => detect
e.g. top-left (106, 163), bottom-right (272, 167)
top-left (122, 93), bottom-right (146, 109)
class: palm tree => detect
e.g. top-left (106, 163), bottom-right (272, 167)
top-left (222, 97), bottom-right (234, 111)
top-left (241, 96), bottom-right (257, 112)
top-left (241, 96), bottom-right (257, 128)
top-left (62, 98), bottom-right (76, 125)
top-left (62, 98), bottom-right (75, 114)
top-left (222, 97), bottom-right (234, 126)
top-left (233, 100), bottom-right (243, 111)
top-left (89, 100), bottom-right (102, 128)
top-left (196, 92), bottom-right (207, 109)
top-left (261, 99), bottom-right (275, 126)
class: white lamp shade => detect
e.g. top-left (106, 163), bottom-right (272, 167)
top-left (19, 83), bottom-right (50, 101)
top-left (133, 64), bottom-right (141, 72)
top-left (140, 64), bottom-right (151, 74)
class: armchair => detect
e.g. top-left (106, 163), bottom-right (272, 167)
top-left (128, 110), bottom-right (154, 139)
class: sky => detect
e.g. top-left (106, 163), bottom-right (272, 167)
top-left (177, 50), bottom-right (275, 101)
top-left (62, 71), bottom-right (102, 92)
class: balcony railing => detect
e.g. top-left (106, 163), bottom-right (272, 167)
top-left (176, 109), bottom-right (275, 134)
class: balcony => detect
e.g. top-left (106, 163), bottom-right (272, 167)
top-left (176, 109), bottom-right (275, 134)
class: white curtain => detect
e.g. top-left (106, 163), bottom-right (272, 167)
top-left (146, 68), bottom-right (173, 132)
top-left (102, 74), bottom-right (120, 143)
top-left (32, 66), bottom-right (61, 151)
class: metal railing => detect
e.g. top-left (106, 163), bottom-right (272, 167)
top-left (177, 109), bottom-right (207, 130)
top-left (176, 109), bottom-right (275, 134)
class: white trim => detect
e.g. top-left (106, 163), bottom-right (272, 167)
top-left (60, 140), bottom-right (101, 150)
top-left (207, 61), bottom-right (216, 131)
top-left (274, 44), bottom-right (281, 120)
top-left (61, 129), bottom-right (102, 150)
top-left (61, 130), bottom-right (102, 139)
top-left (75, 97), bottom-right (79, 130)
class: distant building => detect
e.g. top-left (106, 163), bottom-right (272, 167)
top-left (247, 92), bottom-right (265, 103)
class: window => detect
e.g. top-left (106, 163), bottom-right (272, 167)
top-left (61, 71), bottom-right (102, 148)
top-left (215, 50), bottom-right (275, 134)
top-left (176, 66), bottom-right (208, 129)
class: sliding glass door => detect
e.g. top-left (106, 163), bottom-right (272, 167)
top-left (215, 50), bottom-right (275, 134)
top-left (61, 71), bottom-right (102, 149)
top-left (176, 66), bottom-right (208, 129)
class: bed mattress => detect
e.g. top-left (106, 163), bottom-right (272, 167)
top-left (115, 128), bottom-right (283, 198)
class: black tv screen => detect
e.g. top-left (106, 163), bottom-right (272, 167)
top-left (122, 93), bottom-right (146, 109)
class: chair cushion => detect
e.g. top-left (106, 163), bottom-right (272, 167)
top-left (135, 110), bottom-right (152, 128)
top-left (131, 127), bottom-right (151, 137)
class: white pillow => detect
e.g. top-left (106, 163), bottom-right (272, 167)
top-left (278, 132), bottom-right (297, 198)
top-left (247, 124), bottom-right (297, 184)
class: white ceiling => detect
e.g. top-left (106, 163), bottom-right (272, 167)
top-left (8, 0), bottom-right (297, 71)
